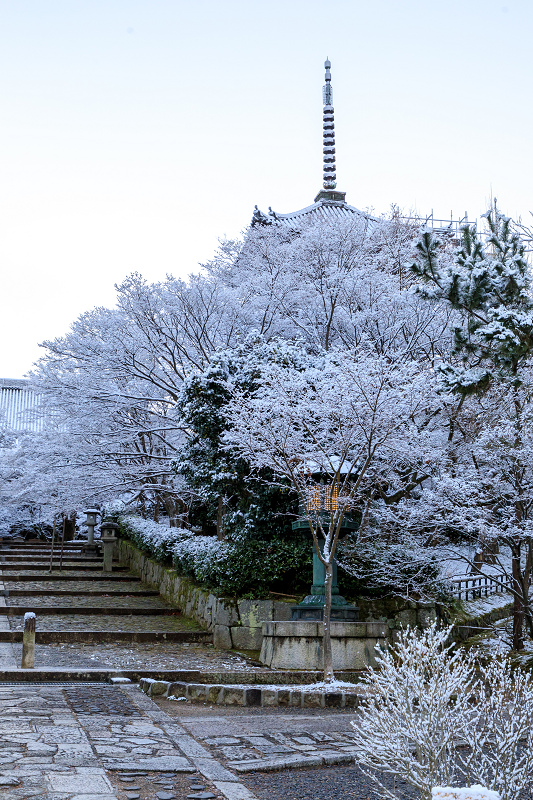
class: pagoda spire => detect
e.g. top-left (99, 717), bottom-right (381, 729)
top-left (322, 58), bottom-right (336, 190)
top-left (314, 59), bottom-right (346, 204)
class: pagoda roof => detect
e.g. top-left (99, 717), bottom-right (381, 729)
top-left (271, 198), bottom-right (373, 227)
top-left (252, 194), bottom-right (376, 230)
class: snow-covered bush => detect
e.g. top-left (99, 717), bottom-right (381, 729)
top-left (352, 624), bottom-right (476, 800)
top-left (118, 515), bottom-right (192, 562)
top-left (351, 625), bottom-right (533, 800)
top-left (117, 514), bottom-right (311, 596)
top-left (458, 657), bottom-right (533, 800)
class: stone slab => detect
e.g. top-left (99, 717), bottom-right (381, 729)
top-left (103, 756), bottom-right (194, 771)
top-left (214, 782), bottom-right (259, 800)
top-left (46, 773), bottom-right (113, 792)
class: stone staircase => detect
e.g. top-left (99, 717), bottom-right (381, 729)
top-left (0, 539), bottom-right (212, 677)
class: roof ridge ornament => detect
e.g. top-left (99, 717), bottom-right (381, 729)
top-left (314, 58), bottom-right (346, 204)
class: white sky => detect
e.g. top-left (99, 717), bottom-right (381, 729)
top-left (1, 0), bottom-right (532, 378)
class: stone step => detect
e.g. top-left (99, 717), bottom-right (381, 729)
top-left (1, 574), bottom-right (139, 582)
top-left (0, 564), bottom-right (127, 571)
top-left (0, 630), bottom-right (212, 643)
top-left (4, 588), bottom-right (157, 596)
top-left (3, 606), bottom-right (175, 616)
top-left (0, 550), bottom-right (102, 563)
top-left (0, 667), bottom-right (220, 682)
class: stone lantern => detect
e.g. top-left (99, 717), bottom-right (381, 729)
top-left (82, 508), bottom-right (99, 555)
top-left (100, 519), bottom-right (119, 573)
top-left (291, 483), bottom-right (359, 621)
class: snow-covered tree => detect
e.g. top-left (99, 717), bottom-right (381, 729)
top-left (224, 350), bottom-right (437, 680)
top-left (412, 206), bottom-right (533, 649)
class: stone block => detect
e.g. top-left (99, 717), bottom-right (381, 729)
top-left (330, 622), bottom-right (368, 637)
top-left (208, 685), bottom-right (224, 703)
top-left (204, 594), bottom-right (217, 628)
top-left (230, 626), bottom-right (262, 650)
top-left (261, 689), bottom-right (278, 706)
top-left (325, 692), bottom-right (344, 708)
top-left (243, 688), bottom-right (261, 707)
top-left (277, 689), bottom-right (290, 707)
top-left (215, 599), bottom-right (239, 627)
top-left (148, 680), bottom-right (170, 696)
top-left (417, 604), bottom-right (437, 629)
top-left (290, 690), bottom-right (303, 706)
top-left (395, 609), bottom-right (417, 628)
top-left (213, 624), bottom-right (232, 650)
top-left (344, 693), bottom-right (359, 708)
top-left (273, 601), bottom-right (292, 621)
top-left (168, 681), bottom-right (187, 698)
top-left (221, 687), bottom-right (245, 706)
top-left (140, 678), bottom-right (155, 693)
top-left (186, 684), bottom-right (207, 702)
top-left (237, 599), bottom-right (274, 629)
top-left (46, 774), bottom-right (112, 793)
top-left (303, 691), bottom-right (324, 708)
top-left (196, 592), bottom-right (207, 619)
top-left (365, 622), bottom-right (389, 638)
top-left (270, 620), bottom-right (321, 637)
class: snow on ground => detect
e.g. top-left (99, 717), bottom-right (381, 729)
top-left (433, 788), bottom-right (500, 800)
top-left (462, 592), bottom-right (513, 617)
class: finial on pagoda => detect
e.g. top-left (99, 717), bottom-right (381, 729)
top-left (314, 58), bottom-right (346, 204)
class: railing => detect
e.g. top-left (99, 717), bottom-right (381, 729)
top-left (450, 573), bottom-right (513, 601)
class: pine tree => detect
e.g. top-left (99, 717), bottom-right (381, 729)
top-left (412, 205), bottom-right (533, 649)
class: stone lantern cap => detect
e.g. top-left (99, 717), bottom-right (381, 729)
top-left (100, 520), bottom-right (119, 539)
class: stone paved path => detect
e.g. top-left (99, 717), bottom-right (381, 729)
top-left (156, 701), bottom-right (361, 774)
top-left (0, 682), bottom-right (259, 800)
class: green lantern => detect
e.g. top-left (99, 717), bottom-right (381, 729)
top-left (291, 482), bottom-right (359, 621)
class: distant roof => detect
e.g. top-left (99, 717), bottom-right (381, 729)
top-left (0, 379), bottom-right (43, 433)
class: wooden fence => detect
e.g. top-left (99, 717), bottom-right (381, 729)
top-left (450, 573), bottom-right (513, 601)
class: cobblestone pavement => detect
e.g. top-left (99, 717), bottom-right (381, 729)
top-left (8, 615), bottom-right (201, 633)
top-left (10, 643), bottom-right (261, 671)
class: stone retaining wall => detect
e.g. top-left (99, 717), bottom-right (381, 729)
top-left (140, 677), bottom-right (364, 708)
top-left (356, 596), bottom-right (438, 637)
top-left (117, 540), bottom-right (292, 650)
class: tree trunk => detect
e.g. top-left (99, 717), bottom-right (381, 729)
top-left (216, 496), bottom-right (225, 541)
top-left (162, 495), bottom-right (177, 527)
top-left (322, 560), bottom-right (334, 683)
top-left (512, 540), bottom-right (524, 651)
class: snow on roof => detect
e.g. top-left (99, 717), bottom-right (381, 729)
top-left (275, 199), bottom-right (373, 226)
top-left (252, 197), bottom-right (376, 230)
